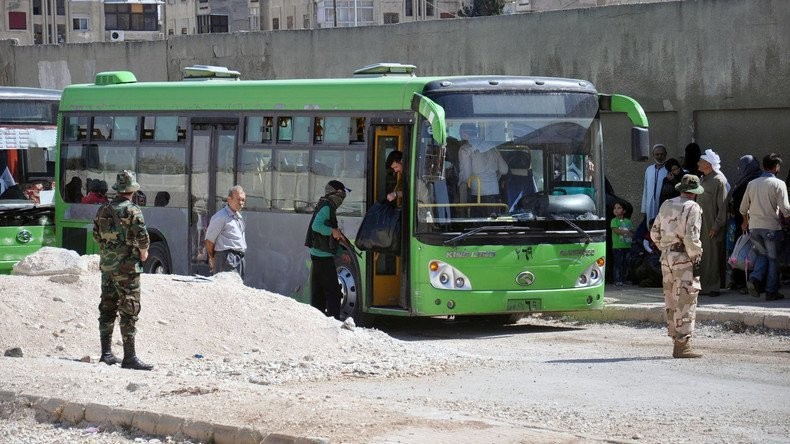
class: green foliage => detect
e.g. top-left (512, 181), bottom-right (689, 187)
top-left (458, 0), bottom-right (506, 17)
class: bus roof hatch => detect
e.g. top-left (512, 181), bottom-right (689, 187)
top-left (353, 63), bottom-right (417, 77)
top-left (95, 71), bottom-right (138, 85)
top-left (183, 65), bottom-right (241, 81)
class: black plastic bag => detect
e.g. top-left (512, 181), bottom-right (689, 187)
top-left (355, 201), bottom-right (401, 255)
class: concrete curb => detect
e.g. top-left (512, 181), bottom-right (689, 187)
top-left (0, 390), bottom-right (327, 444)
top-left (558, 304), bottom-right (790, 330)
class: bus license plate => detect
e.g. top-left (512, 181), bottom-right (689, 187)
top-left (507, 299), bottom-right (540, 312)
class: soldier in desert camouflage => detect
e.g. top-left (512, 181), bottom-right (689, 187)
top-left (650, 174), bottom-right (705, 358)
top-left (92, 170), bottom-right (153, 370)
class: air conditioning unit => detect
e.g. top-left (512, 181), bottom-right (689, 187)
top-left (109, 30), bottom-right (125, 42)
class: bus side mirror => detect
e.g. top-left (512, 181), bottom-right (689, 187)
top-left (631, 127), bottom-right (649, 161)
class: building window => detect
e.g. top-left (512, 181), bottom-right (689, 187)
top-left (272, 18), bottom-right (279, 30)
top-left (33, 0), bottom-right (42, 15)
top-left (210, 15), bottom-right (228, 33)
top-left (73, 17), bottom-right (89, 31)
top-left (383, 12), bottom-right (399, 23)
top-left (303, 14), bottom-right (310, 29)
top-left (197, 16), bottom-right (209, 33)
top-left (56, 0), bottom-right (65, 16)
top-left (405, 0), bottom-right (413, 17)
top-left (287, 16), bottom-right (293, 29)
top-left (105, 4), bottom-right (159, 31)
top-left (57, 23), bottom-right (66, 43)
top-left (34, 24), bottom-right (43, 44)
top-left (426, 0), bottom-right (434, 16)
top-left (319, 0), bottom-right (374, 27)
top-left (197, 15), bottom-right (227, 33)
top-left (181, 27), bottom-right (187, 34)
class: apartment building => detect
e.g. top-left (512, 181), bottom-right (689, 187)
top-left (0, 0), bottom-right (163, 45)
top-left (1, 0), bottom-right (679, 44)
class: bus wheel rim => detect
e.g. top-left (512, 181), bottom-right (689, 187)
top-left (337, 266), bottom-right (357, 312)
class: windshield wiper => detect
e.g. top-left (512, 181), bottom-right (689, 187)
top-left (551, 215), bottom-right (592, 245)
top-left (444, 225), bottom-right (531, 246)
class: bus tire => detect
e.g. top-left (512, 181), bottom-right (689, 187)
top-left (336, 251), bottom-right (373, 326)
top-left (143, 241), bottom-right (171, 274)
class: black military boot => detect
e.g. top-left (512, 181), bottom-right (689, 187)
top-left (121, 337), bottom-right (154, 371)
top-left (99, 334), bottom-right (121, 365)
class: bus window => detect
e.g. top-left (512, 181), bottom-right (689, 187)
top-left (239, 147), bottom-right (272, 211)
top-left (276, 117), bottom-right (293, 143)
top-left (138, 145), bottom-right (187, 208)
top-left (323, 117), bottom-right (349, 145)
top-left (112, 116), bottom-right (138, 141)
top-left (143, 116), bottom-right (187, 142)
top-left (272, 149), bottom-right (308, 211)
top-left (64, 116), bottom-right (89, 141)
top-left (311, 149), bottom-right (365, 216)
top-left (292, 117), bottom-right (311, 144)
top-left (354, 117), bottom-right (366, 142)
top-left (92, 117), bottom-right (113, 140)
top-left (215, 131), bottom-right (236, 210)
top-left (313, 117), bottom-right (324, 144)
top-left (245, 116), bottom-right (274, 144)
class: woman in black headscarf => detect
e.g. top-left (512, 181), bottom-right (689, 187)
top-left (727, 154), bottom-right (762, 291)
top-left (682, 143), bottom-right (702, 177)
top-left (658, 158), bottom-right (683, 207)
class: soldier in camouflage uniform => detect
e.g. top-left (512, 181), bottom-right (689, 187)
top-left (650, 174), bottom-right (705, 358)
top-left (92, 170), bottom-right (153, 370)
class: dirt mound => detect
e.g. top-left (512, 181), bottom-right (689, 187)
top-left (1, 248), bottom-right (455, 385)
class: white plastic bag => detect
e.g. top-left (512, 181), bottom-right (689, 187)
top-left (728, 233), bottom-right (757, 271)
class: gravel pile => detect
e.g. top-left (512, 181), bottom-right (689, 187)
top-left (1, 248), bottom-right (460, 385)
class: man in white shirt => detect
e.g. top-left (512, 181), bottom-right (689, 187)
top-left (641, 144), bottom-right (668, 224)
top-left (457, 123), bottom-right (508, 217)
top-left (740, 153), bottom-right (790, 300)
top-left (205, 185), bottom-right (247, 278)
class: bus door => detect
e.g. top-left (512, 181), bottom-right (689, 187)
top-left (370, 125), bottom-right (406, 308)
top-left (188, 120), bottom-right (238, 276)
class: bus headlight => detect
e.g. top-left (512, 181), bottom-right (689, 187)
top-left (429, 260), bottom-right (472, 290)
top-left (576, 258), bottom-right (604, 287)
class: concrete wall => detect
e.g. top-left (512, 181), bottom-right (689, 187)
top-left (1, 0), bottom-right (788, 222)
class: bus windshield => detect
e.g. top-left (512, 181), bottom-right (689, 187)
top-left (415, 91), bottom-right (604, 234)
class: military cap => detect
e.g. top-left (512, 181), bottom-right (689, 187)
top-left (112, 170), bottom-right (140, 193)
top-left (675, 174), bottom-right (704, 194)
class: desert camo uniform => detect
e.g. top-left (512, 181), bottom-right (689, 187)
top-left (650, 195), bottom-right (703, 340)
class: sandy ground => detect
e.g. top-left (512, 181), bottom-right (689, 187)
top-left (0, 248), bottom-right (480, 443)
top-left (2, 248), bottom-right (789, 443)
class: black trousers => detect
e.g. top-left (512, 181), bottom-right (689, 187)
top-left (310, 255), bottom-right (342, 319)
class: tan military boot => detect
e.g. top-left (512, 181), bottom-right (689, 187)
top-left (673, 339), bottom-right (702, 359)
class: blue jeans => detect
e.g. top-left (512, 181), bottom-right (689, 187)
top-left (612, 248), bottom-right (628, 283)
top-left (749, 229), bottom-right (783, 293)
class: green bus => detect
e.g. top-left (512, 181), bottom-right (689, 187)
top-left (0, 86), bottom-right (61, 274)
top-left (55, 63), bottom-right (648, 322)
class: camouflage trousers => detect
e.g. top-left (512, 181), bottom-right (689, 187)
top-left (660, 251), bottom-right (701, 341)
top-left (98, 271), bottom-right (141, 341)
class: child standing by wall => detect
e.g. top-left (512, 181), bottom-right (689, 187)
top-left (610, 202), bottom-right (633, 286)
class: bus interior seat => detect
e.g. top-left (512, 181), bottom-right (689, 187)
top-left (505, 168), bottom-right (537, 209)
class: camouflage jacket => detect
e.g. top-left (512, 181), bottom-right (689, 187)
top-left (92, 197), bottom-right (150, 273)
top-left (650, 196), bottom-right (703, 261)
